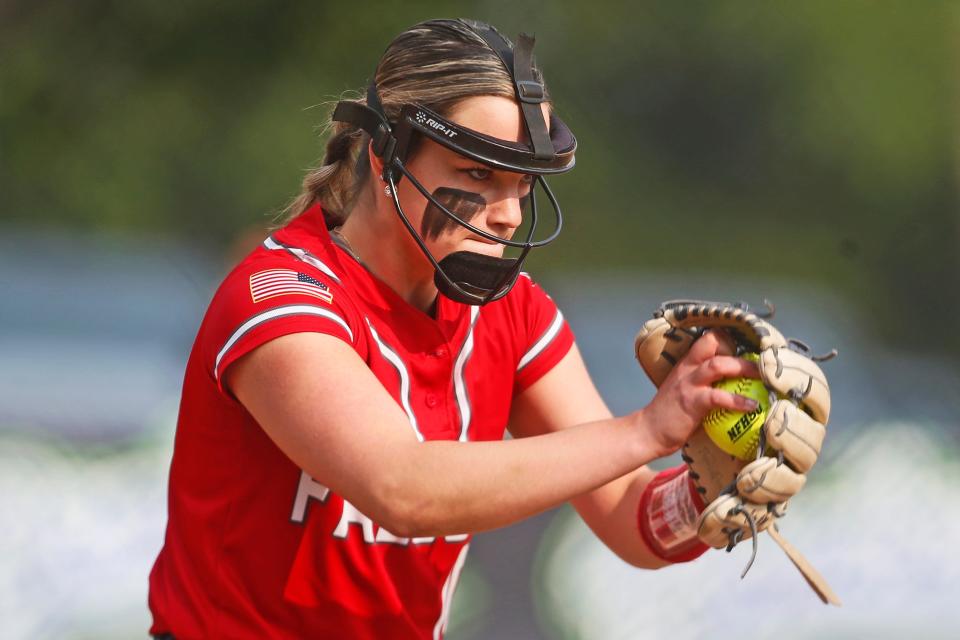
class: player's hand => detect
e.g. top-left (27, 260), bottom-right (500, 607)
top-left (636, 330), bottom-right (760, 458)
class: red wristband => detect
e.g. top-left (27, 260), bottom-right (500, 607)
top-left (638, 465), bottom-right (709, 563)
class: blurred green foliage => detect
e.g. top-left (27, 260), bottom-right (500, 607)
top-left (2, 0), bottom-right (958, 355)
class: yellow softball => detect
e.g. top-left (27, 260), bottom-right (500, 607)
top-left (702, 353), bottom-right (770, 460)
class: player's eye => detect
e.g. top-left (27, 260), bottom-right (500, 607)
top-left (465, 167), bottom-right (492, 181)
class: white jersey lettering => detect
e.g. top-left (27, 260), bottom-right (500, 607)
top-left (290, 471), bottom-right (330, 523)
top-left (333, 500), bottom-right (377, 542)
top-left (291, 473), bottom-right (468, 545)
top-left (374, 526), bottom-right (410, 545)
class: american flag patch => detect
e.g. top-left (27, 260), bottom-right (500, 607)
top-left (249, 269), bottom-right (333, 304)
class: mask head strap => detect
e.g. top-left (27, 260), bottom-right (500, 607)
top-left (459, 20), bottom-right (554, 161)
top-left (330, 84), bottom-right (398, 181)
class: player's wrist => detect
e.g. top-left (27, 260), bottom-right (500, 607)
top-left (631, 407), bottom-right (680, 461)
top-left (637, 465), bottom-right (709, 564)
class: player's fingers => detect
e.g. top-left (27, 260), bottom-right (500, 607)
top-left (703, 387), bottom-right (759, 413)
top-left (691, 355), bottom-right (760, 386)
top-left (709, 329), bottom-right (737, 357)
top-left (682, 330), bottom-right (726, 366)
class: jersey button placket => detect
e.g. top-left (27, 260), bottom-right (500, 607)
top-left (421, 339), bottom-right (453, 437)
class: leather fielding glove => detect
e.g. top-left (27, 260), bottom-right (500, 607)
top-left (635, 300), bottom-right (841, 605)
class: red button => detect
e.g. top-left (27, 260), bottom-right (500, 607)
top-left (425, 394), bottom-right (439, 408)
top-left (434, 347), bottom-right (448, 358)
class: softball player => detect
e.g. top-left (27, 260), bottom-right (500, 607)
top-left (149, 19), bottom-right (758, 639)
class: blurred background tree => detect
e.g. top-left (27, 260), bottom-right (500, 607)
top-left (2, 0), bottom-right (957, 357)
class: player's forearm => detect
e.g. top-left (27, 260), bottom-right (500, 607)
top-left (368, 411), bottom-right (661, 538)
top-left (567, 467), bottom-right (670, 569)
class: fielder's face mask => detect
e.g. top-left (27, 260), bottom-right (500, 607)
top-left (332, 20), bottom-right (577, 305)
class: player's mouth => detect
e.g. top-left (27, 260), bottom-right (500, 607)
top-left (463, 235), bottom-right (505, 256)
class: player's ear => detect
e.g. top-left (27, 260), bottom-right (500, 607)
top-left (367, 140), bottom-right (386, 180)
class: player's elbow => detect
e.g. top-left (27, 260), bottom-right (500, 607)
top-left (372, 509), bottom-right (417, 539)
top-left (364, 474), bottom-right (444, 539)
top-left (346, 449), bottom-right (465, 539)
top-left (384, 490), bottom-right (461, 538)
top-left (354, 486), bottom-right (418, 539)
top-left (373, 500), bottom-right (441, 539)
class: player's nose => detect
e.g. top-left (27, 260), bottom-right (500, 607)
top-left (485, 193), bottom-right (524, 234)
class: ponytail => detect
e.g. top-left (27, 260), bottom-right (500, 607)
top-left (284, 117), bottom-right (367, 228)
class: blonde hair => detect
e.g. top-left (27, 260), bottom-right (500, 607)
top-left (285, 19), bottom-right (550, 228)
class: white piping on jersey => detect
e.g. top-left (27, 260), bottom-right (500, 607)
top-left (365, 318), bottom-right (424, 442)
top-left (215, 304), bottom-right (353, 380)
top-left (262, 235), bottom-right (342, 284)
top-left (453, 306), bottom-right (480, 442)
top-left (517, 309), bottom-right (565, 372)
top-left (433, 543), bottom-right (470, 640)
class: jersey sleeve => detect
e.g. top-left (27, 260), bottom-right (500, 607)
top-left (201, 258), bottom-right (361, 393)
top-left (513, 274), bottom-right (575, 392)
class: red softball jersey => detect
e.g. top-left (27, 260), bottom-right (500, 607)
top-left (148, 204), bottom-right (574, 639)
